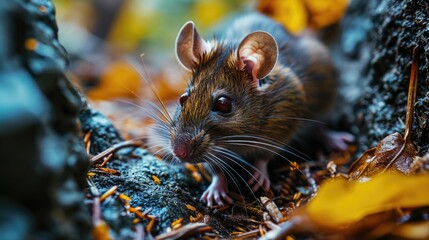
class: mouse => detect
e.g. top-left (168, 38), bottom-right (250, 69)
top-left (150, 12), bottom-right (352, 207)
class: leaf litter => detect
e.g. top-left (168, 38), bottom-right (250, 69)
top-left (82, 23), bottom-right (429, 240)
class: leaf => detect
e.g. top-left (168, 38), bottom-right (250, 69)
top-left (349, 47), bottom-right (420, 180)
top-left (258, 0), bottom-right (349, 33)
top-left (258, 0), bottom-right (307, 34)
top-left (349, 132), bottom-right (417, 181)
top-left (306, 173), bottom-right (429, 228)
top-left (391, 221), bottom-right (429, 239)
top-left (191, 1), bottom-right (231, 28)
top-left (86, 60), bottom-right (142, 101)
top-left (304, 0), bottom-right (349, 29)
top-left (261, 173), bottom-right (429, 239)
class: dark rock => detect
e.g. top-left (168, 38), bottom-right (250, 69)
top-left (79, 107), bottom-right (123, 155)
top-left (0, 0), bottom-right (90, 239)
top-left (332, 0), bottom-right (429, 155)
top-left (90, 150), bottom-right (231, 237)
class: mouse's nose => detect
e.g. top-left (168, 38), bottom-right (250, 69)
top-left (173, 143), bottom-right (191, 160)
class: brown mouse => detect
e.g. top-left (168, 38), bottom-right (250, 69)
top-left (151, 12), bottom-right (351, 207)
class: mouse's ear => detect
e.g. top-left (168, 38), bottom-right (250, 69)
top-left (237, 31), bottom-right (278, 88)
top-left (176, 21), bottom-right (212, 71)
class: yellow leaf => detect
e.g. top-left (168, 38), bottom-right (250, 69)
top-left (191, 0), bottom-right (231, 28)
top-left (107, 1), bottom-right (152, 52)
top-left (392, 221), bottom-right (429, 239)
top-left (307, 173), bottom-right (429, 228)
top-left (304, 0), bottom-right (349, 29)
top-left (258, 0), bottom-right (349, 33)
top-left (258, 0), bottom-right (307, 34)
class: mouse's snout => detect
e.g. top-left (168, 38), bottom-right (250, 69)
top-left (173, 142), bottom-right (191, 160)
top-left (171, 128), bottom-right (209, 163)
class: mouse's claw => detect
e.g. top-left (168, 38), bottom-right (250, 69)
top-left (200, 174), bottom-right (233, 207)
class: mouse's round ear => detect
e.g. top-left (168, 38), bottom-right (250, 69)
top-left (237, 31), bottom-right (278, 88)
top-left (175, 21), bottom-right (212, 72)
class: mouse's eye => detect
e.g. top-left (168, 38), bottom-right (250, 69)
top-left (179, 92), bottom-right (188, 106)
top-left (213, 96), bottom-right (232, 113)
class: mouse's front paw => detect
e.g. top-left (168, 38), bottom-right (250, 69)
top-left (200, 175), bottom-right (233, 207)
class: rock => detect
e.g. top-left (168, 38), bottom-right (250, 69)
top-left (331, 0), bottom-right (429, 155)
top-left (79, 107), bottom-right (123, 155)
top-left (0, 0), bottom-right (90, 239)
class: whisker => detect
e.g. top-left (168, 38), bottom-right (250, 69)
top-left (262, 116), bottom-right (325, 125)
top-left (214, 140), bottom-right (306, 177)
top-left (205, 152), bottom-right (258, 206)
top-left (211, 146), bottom-right (267, 180)
top-left (137, 55), bottom-right (174, 124)
top-left (210, 147), bottom-right (272, 195)
top-left (148, 123), bottom-right (172, 135)
top-left (216, 135), bottom-right (311, 162)
top-left (115, 98), bottom-right (175, 128)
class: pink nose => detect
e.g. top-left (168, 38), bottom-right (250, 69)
top-left (173, 143), bottom-right (190, 159)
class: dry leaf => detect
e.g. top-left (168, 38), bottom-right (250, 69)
top-left (349, 47), bottom-right (420, 181)
top-left (349, 132), bottom-right (417, 180)
top-left (306, 173), bottom-right (429, 228)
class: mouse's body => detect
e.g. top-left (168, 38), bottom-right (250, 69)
top-left (152, 13), bottom-right (340, 206)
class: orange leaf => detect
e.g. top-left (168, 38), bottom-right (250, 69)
top-left (86, 60), bottom-right (142, 101)
top-left (92, 220), bottom-right (112, 240)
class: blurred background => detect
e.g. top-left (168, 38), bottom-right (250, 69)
top-left (52, 0), bottom-right (348, 139)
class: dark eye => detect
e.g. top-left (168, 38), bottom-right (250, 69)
top-left (213, 96), bottom-right (232, 113)
top-left (179, 92), bottom-right (188, 106)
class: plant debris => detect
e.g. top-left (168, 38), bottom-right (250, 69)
top-left (349, 47), bottom-right (420, 181)
top-left (84, 47), bottom-right (429, 239)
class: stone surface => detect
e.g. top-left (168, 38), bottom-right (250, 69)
top-left (331, 0), bottom-right (429, 155)
top-left (0, 0), bottom-right (90, 239)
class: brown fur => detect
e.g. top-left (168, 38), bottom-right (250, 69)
top-left (154, 13), bottom-right (336, 197)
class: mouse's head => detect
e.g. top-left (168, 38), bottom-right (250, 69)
top-left (163, 21), bottom-right (278, 164)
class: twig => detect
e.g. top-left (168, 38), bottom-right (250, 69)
top-left (383, 47), bottom-right (419, 172)
top-left (404, 47), bottom-right (419, 143)
top-left (100, 185), bottom-right (118, 202)
top-left (261, 197), bottom-right (283, 223)
top-left (230, 229), bottom-right (259, 239)
top-left (259, 217), bottom-right (302, 240)
top-left (155, 223), bottom-right (213, 240)
top-left (87, 178), bottom-right (101, 224)
top-left (90, 139), bottom-right (144, 166)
